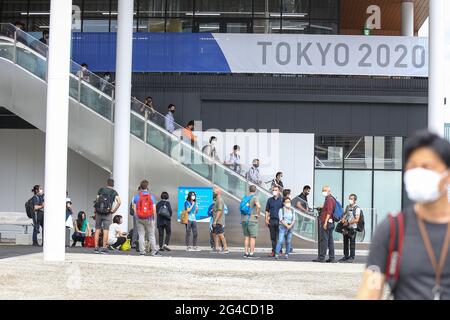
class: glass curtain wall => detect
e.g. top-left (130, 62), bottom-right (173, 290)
top-left (0, 0), bottom-right (339, 33)
top-left (314, 135), bottom-right (404, 241)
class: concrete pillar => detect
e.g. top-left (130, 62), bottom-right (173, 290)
top-left (401, 0), bottom-right (414, 36)
top-left (43, 0), bottom-right (73, 262)
top-left (113, 0), bottom-right (134, 230)
top-left (428, 0), bottom-right (446, 137)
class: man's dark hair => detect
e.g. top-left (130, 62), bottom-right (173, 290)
top-left (42, 30), bottom-right (49, 35)
top-left (81, 63), bottom-right (88, 67)
top-left (145, 96), bottom-right (152, 102)
top-left (161, 191), bottom-right (169, 200)
top-left (104, 72), bottom-right (111, 77)
top-left (31, 185), bottom-right (40, 194)
top-left (209, 136), bottom-right (217, 143)
top-left (168, 104), bottom-right (175, 109)
top-left (14, 21), bottom-right (25, 27)
top-left (404, 131), bottom-right (450, 167)
top-left (113, 215), bottom-right (122, 224)
top-left (233, 145), bottom-right (240, 151)
top-left (187, 120), bottom-right (195, 128)
top-left (303, 185), bottom-right (311, 191)
top-left (276, 172), bottom-right (283, 178)
top-left (249, 185), bottom-right (257, 193)
top-left (283, 189), bottom-right (291, 198)
top-left (349, 194), bottom-right (358, 201)
top-left (140, 180), bottom-right (149, 190)
top-left (107, 178), bottom-right (114, 187)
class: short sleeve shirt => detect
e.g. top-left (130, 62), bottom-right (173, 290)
top-left (367, 208), bottom-right (450, 300)
top-left (265, 196), bottom-right (283, 220)
top-left (98, 187), bottom-right (118, 200)
top-left (213, 197), bottom-right (225, 226)
top-left (184, 201), bottom-right (198, 222)
top-left (241, 196), bottom-right (260, 223)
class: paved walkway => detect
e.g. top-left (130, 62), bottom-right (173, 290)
top-left (0, 245), bottom-right (367, 300)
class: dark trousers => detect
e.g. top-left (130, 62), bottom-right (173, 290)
top-left (210, 230), bottom-right (215, 248)
top-left (111, 236), bottom-right (126, 248)
top-left (343, 229), bottom-right (356, 259)
top-left (132, 215), bottom-right (139, 247)
top-left (269, 219), bottom-right (280, 253)
top-left (185, 221), bottom-right (198, 247)
top-left (72, 232), bottom-right (86, 247)
top-left (32, 211), bottom-right (44, 245)
top-left (318, 222), bottom-right (335, 260)
top-left (158, 223), bottom-right (172, 248)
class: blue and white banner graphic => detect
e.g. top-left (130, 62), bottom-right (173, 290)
top-left (177, 186), bottom-right (214, 223)
top-left (71, 33), bottom-right (428, 77)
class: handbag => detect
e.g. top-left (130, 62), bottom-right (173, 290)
top-left (84, 235), bottom-right (95, 248)
top-left (180, 210), bottom-right (189, 225)
top-left (335, 221), bottom-right (345, 234)
top-left (120, 239), bottom-right (131, 251)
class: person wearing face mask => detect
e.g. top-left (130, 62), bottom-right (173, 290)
top-left (338, 194), bottom-right (361, 263)
top-left (31, 185), bottom-right (45, 247)
top-left (202, 136), bottom-right (221, 180)
top-left (358, 131), bottom-right (450, 300)
top-left (293, 185), bottom-right (311, 213)
top-left (275, 197), bottom-right (296, 260)
top-left (39, 30), bottom-right (49, 45)
top-left (185, 192), bottom-right (200, 252)
top-left (313, 186), bottom-right (336, 263)
top-left (212, 186), bottom-right (229, 254)
top-left (99, 72), bottom-right (112, 94)
top-left (164, 104), bottom-right (176, 155)
top-left (245, 159), bottom-right (262, 186)
top-left (265, 186), bottom-right (284, 257)
top-left (76, 63), bottom-right (90, 83)
top-left (225, 145), bottom-right (242, 195)
top-left (271, 172), bottom-right (284, 192)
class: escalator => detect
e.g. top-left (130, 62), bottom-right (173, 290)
top-left (0, 23), bottom-right (318, 246)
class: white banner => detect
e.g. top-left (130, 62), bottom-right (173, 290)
top-left (213, 34), bottom-right (428, 77)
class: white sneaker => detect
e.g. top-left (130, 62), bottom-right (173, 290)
top-left (186, 246), bottom-right (192, 252)
top-left (193, 246), bottom-right (201, 252)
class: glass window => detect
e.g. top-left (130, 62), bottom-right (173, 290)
top-left (166, 0), bottom-right (194, 17)
top-left (344, 136), bottom-right (373, 169)
top-left (281, 20), bottom-right (308, 33)
top-left (374, 137), bottom-right (403, 170)
top-left (309, 21), bottom-right (338, 34)
top-left (253, 19), bottom-right (281, 33)
top-left (254, 0), bottom-right (281, 18)
top-left (138, 0), bottom-right (165, 17)
top-left (373, 171), bottom-right (403, 230)
top-left (137, 18), bottom-right (165, 32)
top-left (166, 18), bottom-right (192, 32)
top-left (313, 170), bottom-right (343, 207)
top-left (344, 170), bottom-right (373, 239)
top-left (83, 0), bottom-right (112, 32)
top-left (195, 0), bottom-right (252, 18)
top-left (310, 0), bottom-right (339, 20)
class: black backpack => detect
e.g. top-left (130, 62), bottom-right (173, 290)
top-left (356, 208), bottom-right (365, 232)
top-left (157, 201), bottom-right (171, 219)
top-left (94, 193), bottom-right (115, 214)
top-left (25, 197), bottom-right (35, 219)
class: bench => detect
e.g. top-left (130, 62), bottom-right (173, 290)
top-left (0, 212), bottom-right (34, 244)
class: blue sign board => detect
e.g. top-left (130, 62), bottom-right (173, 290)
top-left (177, 186), bottom-right (214, 223)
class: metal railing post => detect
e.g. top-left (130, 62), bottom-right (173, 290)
top-left (144, 109), bottom-right (148, 142)
top-left (77, 74), bottom-right (82, 103)
top-left (13, 30), bottom-right (17, 64)
top-left (111, 89), bottom-right (115, 122)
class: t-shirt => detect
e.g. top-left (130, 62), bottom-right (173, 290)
top-left (265, 196), bottom-right (283, 220)
top-left (184, 201), bottom-right (198, 222)
top-left (32, 194), bottom-right (44, 214)
top-left (241, 195), bottom-right (260, 224)
top-left (279, 207), bottom-right (296, 225)
top-left (133, 191), bottom-right (156, 220)
top-left (213, 197), bottom-right (225, 226)
top-left (97, 187), bottom-right (118, 211)
top-left (367, 207), bottom-right (450, 300)
top-left (344, 205), bottom-right (361, 229)
top-left (108, 223), bottom-right (122, 245)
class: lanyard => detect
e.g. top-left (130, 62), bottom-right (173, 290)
top-left (417, 218), bottom-right (450, 300)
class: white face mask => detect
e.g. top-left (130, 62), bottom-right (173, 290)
top-left (349, 199), bottom-right (354, 205)
top-left (285, 203), bottom-right (291, 208)
top-left (322, 191), bottom-right (328, 197)
top-left (273, 191), bottom-right (278, 197)
top-left (404, 168), bottom-right (447, 203)
top-left (191, 196), bottom-right (196, 201)
top-left (211, 140), bottom-right (216, 146)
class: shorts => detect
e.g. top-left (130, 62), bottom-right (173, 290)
top-left (212, 224), bottom-right (225, 235)
top-left (95, 213), bottom-right (112, 230)
top-left (242, 222), bottom-right (258, 238)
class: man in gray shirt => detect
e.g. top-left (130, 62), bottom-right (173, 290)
top-left (245, 159), bottom-right (262, 186)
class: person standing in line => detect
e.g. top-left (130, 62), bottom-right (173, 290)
top-left (31, 185), bottom-right (44, 247)
top-left (339, 194), bottom-right (361, 263)
top-left (156, 191), bottom-right (173, 252)
top-left (358, 132), bottom-right (450, 300)
top-left (94, 178), bottom-right (121, 254)
top-left (241, 185), bottom-right (261, 259)
top-left (293, 185), bottom-right (312, 213)
top-left (133, 180), bottom-right (160, 256)
top-left (313, 186), bottom-right (336, 263)
top-left (185, 191), bottom-right (200, 252)
top-left (245, 159), bottom-right (262, 186)
top-left (212, 186), bottom-right (229, 254)
top-left (275, 197), bottom-right (296, 260)
top-left (265, 185), bottom-right (283, 257)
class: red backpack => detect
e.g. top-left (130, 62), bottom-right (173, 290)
top-left (136, 192), bottom-right (154, 219)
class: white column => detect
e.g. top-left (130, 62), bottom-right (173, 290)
top-left (113, 0), bottom-right (134, 230)
top-left (401, 0), bottom-right (414, 36)
top-left (428, 0), bottom-right (446, 137)
top-left (43, 0), bottom-right (73, 262)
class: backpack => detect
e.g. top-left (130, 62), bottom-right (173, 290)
top-left (95, 190), bottom-right (115, 214)
top-left (25, 197), bottom-right (35, 219)
top-left (356, 207), bottom-right (365, 232)
top-left (157, 201), bottom-right (171, 219)
top-left (240, 195), bottom-right (255, 215)
top-left (208, 203), bottom-right (229, 217)
top-left (136, 192), bottom-right (154, 219)
top-left (385, 212), bottom-right (406, 295)
top-left (331, 197), bottom-right (343, 222)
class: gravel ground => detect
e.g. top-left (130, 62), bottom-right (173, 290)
top-left (0, 250), bottom-right (365, 300)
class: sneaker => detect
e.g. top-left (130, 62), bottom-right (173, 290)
top-left (275, 255), bottom-right (280, 260)
top-left (100, 248), bottom-right (108, 254)
top-left (338, 257), bottom-right (349, 263)
top-left (109, 245), bottom-right (119, 251)
top-left (193, 246), bottom-right (201, 252)
top-left (159, 247), bottom-right (165, 252)
top-left (94, 248), bottom-right (100, 254)
top-left (219, 250), bottom-right (230, 254)
top-left (289, 247), bottom-right (294, 253)
top-left (186, 246), bottom-right (192, 252)
top-left (243, 253), bottom-right (249, 258)
top-left (326, 258), bottom-right (336, 263)
top-left (139, 252), bottom-right (146, 256)
top-left (312, 259), bottom-right (325, 263)
top-left (284, 254), bottom-right (289, 260)
top-left (247, 253), bottom-right (259, 259)
top-left (163, 245), bottom-right (171, 252)
top-left (346, 258), bottom-right (355, 263)
top-left (268, 252), bottom-right (275, 257)
top-left (151, 250), bottom-right (162, 256)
